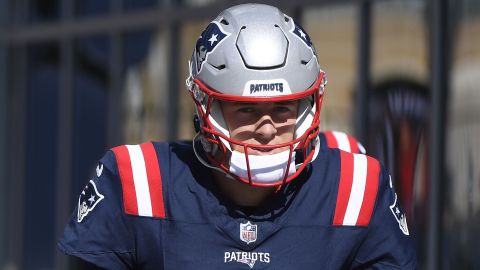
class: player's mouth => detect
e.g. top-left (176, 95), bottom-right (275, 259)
top-left (247, 146), bottom-right (291, 156)
top-left (250, 147), bottom-right (274, 155)
top-left (232, 141), bottom-right (292, 155)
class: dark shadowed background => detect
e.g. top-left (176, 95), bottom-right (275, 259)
top-left (0, 0), bottom-right (479, 269)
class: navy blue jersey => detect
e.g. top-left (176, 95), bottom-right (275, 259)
top-left (59, 141), bottom-right (416, 269)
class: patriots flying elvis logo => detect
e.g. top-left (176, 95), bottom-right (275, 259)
top-left (194, 21), bottom-right (230, 73)
top-left (289, 18), bottom-right (317, 57)
top-left (388, 175), bottom-right (409, 235)
top-left (77, 180), bottom-right (104, 222)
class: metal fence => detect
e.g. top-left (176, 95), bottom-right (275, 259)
top-left (0, 0), bottom-right (467, 269)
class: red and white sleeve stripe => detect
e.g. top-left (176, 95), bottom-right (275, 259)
top-left (324, 131), bottom-right (361, 154)
top-left (333, 151), bottom-right (380, 226)
top-left (112, 142), bottom-right (166, 218)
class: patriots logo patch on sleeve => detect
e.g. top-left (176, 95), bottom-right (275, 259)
top-left (77, 180), bottom-right (105, 222)
top-left (388, 176), bottom-right (409, 235)
top-left (194, 21), bottom-right (231, 73)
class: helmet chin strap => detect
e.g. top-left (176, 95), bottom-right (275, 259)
top-left (229, 150), bottom-right (296, 184)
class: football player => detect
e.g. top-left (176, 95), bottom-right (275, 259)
top-left (59, 4), bottom-right (416, 269)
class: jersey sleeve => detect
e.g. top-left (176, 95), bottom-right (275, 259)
top-left (58, 150), bottom-right (136, 269)
top-left (352, 166), bottom-right (417, 269)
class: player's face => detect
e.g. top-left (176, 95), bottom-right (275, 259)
top-left (220, 100), bottom-right (299, 155)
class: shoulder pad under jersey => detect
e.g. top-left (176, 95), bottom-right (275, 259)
top-left (321, 130), bottom-right (366, 154)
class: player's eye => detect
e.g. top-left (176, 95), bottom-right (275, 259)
top-left (273, 103), bottom-right (297, 114)
top-left (237, 107), bottom-right (255, 113)
top-left (273, 106), bottom-right (291, 113)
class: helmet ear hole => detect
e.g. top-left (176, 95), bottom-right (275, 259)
top-left (211, 64), bottom-right (226, 71)
top-left (193, 114), bottom-right (201, 133)
top-left (220, 18), bottom-right (229, 25)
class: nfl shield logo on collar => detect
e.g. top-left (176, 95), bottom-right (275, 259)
top-left (240, 221), bottom-right (257, 244)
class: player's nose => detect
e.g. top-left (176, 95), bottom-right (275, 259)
top-left (255, 115), bottom-right (277, 142)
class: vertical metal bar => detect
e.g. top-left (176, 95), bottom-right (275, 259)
top-left (166, 22), bottom-right (180, 140)
top-left (107, 33), bottom-right (124, 146)
top-left (107, 0), bottom-right (124, 147)
top-left (7, 1), bottom-right (29, 268)
top-left (354, 0), bottom-right (371, 144)
top-left (0, 1), bottom-right (9, 267)
top-left (8, 45), bottom-right (27, 270)
top-left (54, 39), bottom-right (74, 270)
top-left (162, 0), bottom-right (180, 140)
top-left (427, 0), bottom-right (448, 269)
top-left (54, 0), bottom-right (74, 269)
top-left (0, 48), bottom-right (6, 269)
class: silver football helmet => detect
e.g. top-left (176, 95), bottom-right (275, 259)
top-left (186, 3), bottom-right (327, 186)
